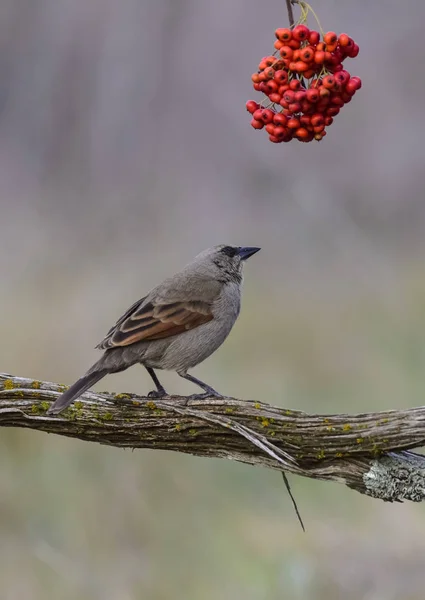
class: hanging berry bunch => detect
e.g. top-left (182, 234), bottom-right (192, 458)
top-left (246, 2), bottom-right (361, 143)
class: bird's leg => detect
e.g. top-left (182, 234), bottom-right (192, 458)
top-left (177, 371), bottom-right (223, 398)
top-left (145, 367), bottom-right (167, 398)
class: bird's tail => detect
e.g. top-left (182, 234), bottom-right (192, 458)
top-left (47, 368), bottom-right (107, 415)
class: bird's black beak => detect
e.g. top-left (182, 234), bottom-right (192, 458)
top-left (237, 247), bottom-right (261, 260)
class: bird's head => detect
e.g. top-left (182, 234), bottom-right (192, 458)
top-left (189, 245), bottom-right (261, 283)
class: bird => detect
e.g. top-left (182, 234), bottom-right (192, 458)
top-left (47, 245), bottom-right (260, 415)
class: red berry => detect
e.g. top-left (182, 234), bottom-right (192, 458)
top-left (251, 119), bottom-right (264, 130)
top-left (301, 101), bottom-right (314, 114)
top-left (274, 126), bottom-right (287, 137)
top-left (288, 39), bottom-right (301, 50)
top-left (294, 90), bottom-right (306, 103)
top-left (280, 46), bottom-right (293, 60)
top-left (326, 107), bottom-right (340, 116)
top-left (300, 46), bottom-right (315, 62)
top-left (324, 31), bottom-right (338, 45)
top-left (288, 102), bottom-right (301, 113)
top-left (287, 117), bottom-right (301, 129)
top-left (314, 51), bottom-right (326, 65)
top-left (330, 93), bottom-right (344, 106)
top-left (338, 33), bottom-right (351, 47)
top-left (269, 93), bottom-right (282, 104)
top-left (295, 127), bottom-right (310, 140)
top-left (259, 109), bottom-right (274, 124)
top-left (294, 60), bottom-right (309, 72)
top-left (349, 76), bottom-right (362, 89)
top-left (334, 70), bottom-right (350, 86)
top-left (265, 123), bottom-right (276, 135)
top-left (322, 75), bottom-right (337, 89)
top-left (292, 24), bottom-right (310, 41)
top-left (275, 70), bottom-right (289, 84)
top-left (264, 67), bottom-right (275, 80)
top-left (275, 28), bottom-right (292, 42)
top-left (283, 89), bottom-right (295, 103)
top-left (274, 113), bottom-right (288, 126)
top-left (269, 135), bottom-right (281, 143)
top-left (306, 88), bottom-right (319, 103)
top-left (311, 114), bottom-right (324, 127)
top-left (246, 100), bottom-right (259, 114)
top-left (346, 43), bottom-right (359, 58)
top-left (289, 79), bottom-right (301, 91)
top-left (265, 80), bottom-right (279, 94)
top-left (309, 30), bottom-right (320, 45)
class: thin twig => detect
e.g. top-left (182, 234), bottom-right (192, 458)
top-left (286, 0), bottom-right (296, 28)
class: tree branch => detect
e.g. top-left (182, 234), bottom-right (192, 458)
top-left (2, 372), bottom-right (425, 503)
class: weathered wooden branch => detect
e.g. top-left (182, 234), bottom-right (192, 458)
top-left (2, 372), bottom-right (425, 504)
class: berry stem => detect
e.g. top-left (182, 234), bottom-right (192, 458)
top-left (285, 0), bottom-right (296, 28)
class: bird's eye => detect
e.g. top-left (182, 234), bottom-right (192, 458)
top-left (220, 246), bottom-right (238, 257)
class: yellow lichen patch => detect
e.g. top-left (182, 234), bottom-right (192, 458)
top-left (335, 452), bottom-right (343, 458)
top-left (31, 381), bottom-right (41, 389)
top-left (175, 423), bottom-right (182, 432)
top-left (254, 402), bottom-right (261, 410)
top-left (116, 393), bottom-right (132, 400)
top-left (146, 401), bottom-right (157, 410)
top-left (31, 402), bottom-right (48, 414)
top-left (342, 424), bottom-right (352, 431)
top-left (261, 419), bottom-right (269, 428)
top-left (285, 410), bottom-right (292, 416)
top-left (323, 418), bottom-right (330, 424)
top-left (356, 437), bottom-right (364, 444)
top-left (270, 431), bottom-right (276, 437)
top-left (225, 407), bottom-right (234, 414)
top-left (317, 449), bottom-right (326, 460)
top-left (132, 400), bottom-right (141, 406)
top-left (103, 412), bottom-right (113, 420)
top-left (371, 444), bottom-right (382, 456)
top-left (74, 401), bottom-right (84, 410)
top-left (57, 385), bottom-right (68, 393)
top-left (3, 379), bottom-right (15, 390)
top-left (189, 429), bottom-right (197, 436)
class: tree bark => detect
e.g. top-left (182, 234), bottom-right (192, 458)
top-left (2, 372), bottom-right (425, 503)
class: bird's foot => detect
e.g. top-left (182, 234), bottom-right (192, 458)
top-left (147, 389), bottom-right (167, 399)
top-left (186, 391), bottom-right (224, 401)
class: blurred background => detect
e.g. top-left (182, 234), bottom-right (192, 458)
top-left (1, 0), bottom-right (425, 597)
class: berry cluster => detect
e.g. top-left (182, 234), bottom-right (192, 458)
top-left (247, 25), bottom-right (361, 143)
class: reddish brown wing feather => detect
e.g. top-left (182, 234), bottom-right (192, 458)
top-left (97, 299), bottom-right (214, 350)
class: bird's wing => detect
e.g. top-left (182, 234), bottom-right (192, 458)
top-left (96, 296), bottom-right (214, 350)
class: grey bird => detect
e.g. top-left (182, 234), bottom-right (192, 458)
top-left (47, 245), bottom-right (260, 415)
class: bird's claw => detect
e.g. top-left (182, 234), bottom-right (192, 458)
top-left (186, 392), bottom-right (224, 400)
top-left (147, 389), bottom-right (167, 398)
